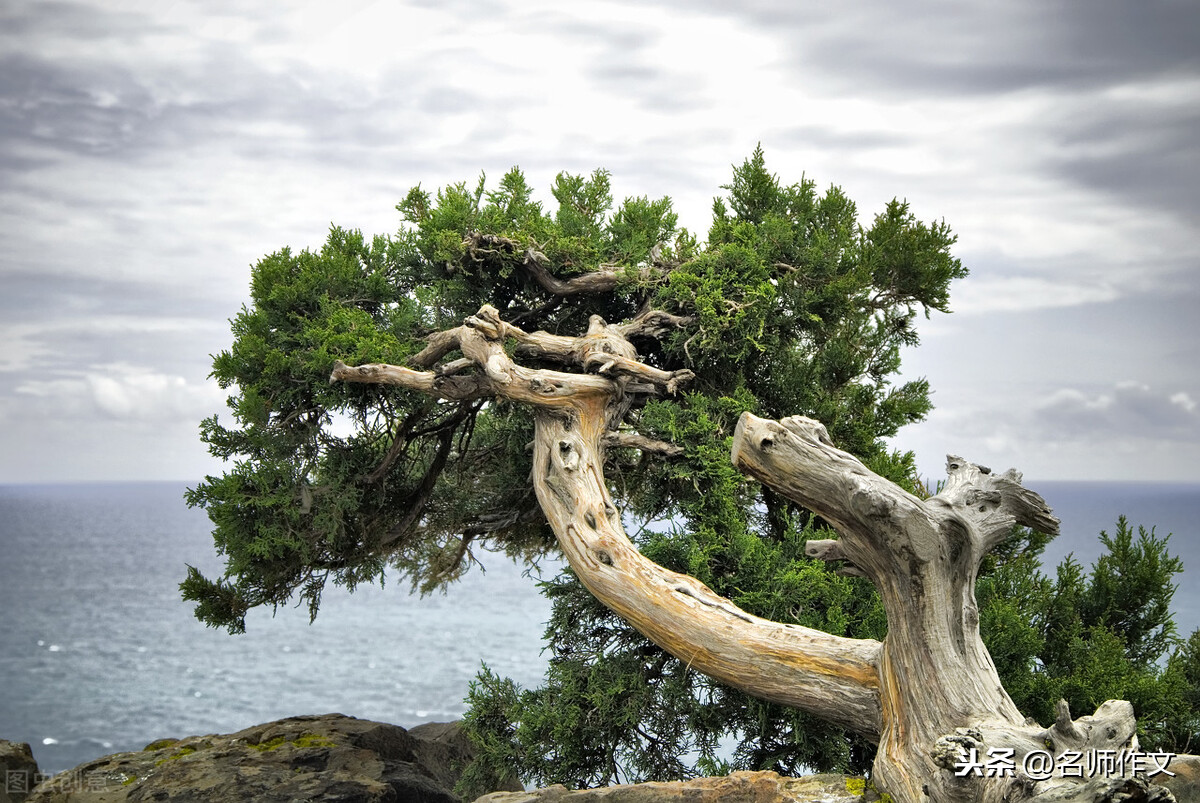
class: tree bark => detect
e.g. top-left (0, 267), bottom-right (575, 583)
top-left (332, 306), bottom-right (1179, 803)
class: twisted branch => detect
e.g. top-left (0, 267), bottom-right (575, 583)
top-left (463, 232), bottom-right (669, 296)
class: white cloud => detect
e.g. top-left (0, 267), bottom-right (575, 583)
top-left (1034, 382), bottom-right (1200, 438)
top-left (950, 275), bottom-right (1120, 314)
top-left (13, 362), bottom-right (225, 424)
top-left (890, 381), bottom-right (1200, 483)
top-left (1171, 392), bottom-right (1197, 413)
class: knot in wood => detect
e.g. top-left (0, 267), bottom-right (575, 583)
top-left (945, 455), bottom-right (991, 476)
top-left (931, 728), bottom-right (984, 771)
top-left (529, 377), bottom-right (558, 395)
top-left (780, 415), bottom-right (833, 446)
top-left (464, 305), bottom-right (504, 339)
top-left (558, 440), bottom-right (580, 471)
top-left (963, 489), bottom-right (1002, 513)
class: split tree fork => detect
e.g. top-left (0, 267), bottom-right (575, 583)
top-left (332, 304), bottom-right (1176, 803)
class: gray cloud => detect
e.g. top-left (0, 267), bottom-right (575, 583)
top-left (887, 282), bottom-right (1200, 481)
top-left (772, 125), bottom-right (911, 152)
top-left (0, 270), bottom-right (233, 324)
top-left (0, 0), bottom-right (161, 44)
top-left (1034, 382), bottom-right (1200, 441)
top-left (0, 8), bottom-right (499, 184)
top-left (624, 0), bottom-right (1199, 95)
top-left (1046, 96), bottom-right (1200, 220)
top-left (537, 10), bottom-right (711, 114)
top-left (0, 52), bottom-right (155, 170)
top-left (542, 16), bottom-right (658, 57)
top-left (890, 380), bottom-right (1200, 483)
top-left (592, 0), bottom-right (1200, 234)
top-left (1, 0), bottom-right (1196, 483)
top-left (9, 316), bottom-right (225, 370)
top-left (416, 85), bottom-right (489, 115)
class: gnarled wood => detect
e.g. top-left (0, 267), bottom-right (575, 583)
top-left (532, 410), bottom-right (883, 736)
top-left (602, 430), bottom-right (685, 458)
top-left (334, 307), bottom-right (883, 736)
top-left (732, 412), bottom-right (1174, 802)
top-left (332, 306), bottom-right (1181, 803)
top-left (463, 232), bottom-right (668, 296)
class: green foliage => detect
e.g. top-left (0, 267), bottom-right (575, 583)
top-left (464, 514), bottom-right (889, 792)
top-left (190, 148), bottom-right (963, 783)
top-left (977, 516), bottom-right (1198, 753)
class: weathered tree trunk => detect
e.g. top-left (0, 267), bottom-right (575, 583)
top-left (731, 414), bottom-right (1175, 802)
top-left (332, 306), bottom-right (1178, 803)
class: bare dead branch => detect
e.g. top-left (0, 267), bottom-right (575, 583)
top-left (332, 307), bottom-right (883, 740)
top-left (603, 431), bottom-right (685, 458)
top-left (334, 306), bottom-right (695, 416)
top-left (463, 232), bottom-right (666, 296)
top-left (934, 456), bottom-right (1060, 556)
top-left (411, 328), bottom-right (465, 368)
top-left (804, 539), bottom-right (846, 562)
top-left (331, 360), bottom-right (490, 401)
top-left (616, 307), bottom-right (695, 340)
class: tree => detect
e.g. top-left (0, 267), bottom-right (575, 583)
top-left (184, 150), bottom-right (1182, 801)
top-left (978, 518), bottom-right (1199, 757)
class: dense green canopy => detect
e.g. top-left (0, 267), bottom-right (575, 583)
top-left (184, 146), bottom-right (957, 631)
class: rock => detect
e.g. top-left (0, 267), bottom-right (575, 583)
top-left (472, 771), bottom-right (879, 803)
top-left (1154, 754), bottom-right (1200, 802)
top-left (408, 722), bottom-right (521, 796)
top-left (1, 740), bottom-right (40, 803)
top-left (23, 714), bottom-right (496, 802)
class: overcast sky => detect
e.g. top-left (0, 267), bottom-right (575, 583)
top-left (1, 0), bottom-right (1197, 486)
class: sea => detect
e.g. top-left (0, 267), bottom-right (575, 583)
top-left (2, 481), bottom-right (1199, 776)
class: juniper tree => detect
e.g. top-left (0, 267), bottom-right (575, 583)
top-left (185, 149), bottom-right (1192, 802)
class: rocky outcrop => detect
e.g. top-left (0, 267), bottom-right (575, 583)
top-left (472, 772), bottom-right (880, 803)
top-left (1154, 755), bottom-right (1200, 803)
top-left (1, 740), bottom-right (40, 803)
top-left (22, 714), bottom-right (513, 802)
top-left (408, 721), bottom-right (494, 796)
top-left (19, 717), bottom-right (1191, 803)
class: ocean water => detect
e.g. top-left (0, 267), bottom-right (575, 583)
top-left (2, 481), bottom-right (1199, 776)
top-left (0, 483), bottom-right (556, 775)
